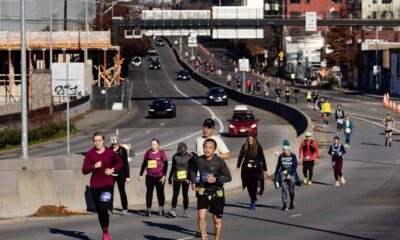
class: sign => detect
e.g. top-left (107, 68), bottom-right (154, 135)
top-left (52, 63), bottom-right (85, 97)
top-left (238, 58), bottom-right (250, 72)
top-left (278, 51), bottom-right (284, 60)
top-left (373, 65), bottom-right (381, 75)
top-left (188, 35), bottom-right (197, 47)
top-left (305, 12), bottom-right (317, 32)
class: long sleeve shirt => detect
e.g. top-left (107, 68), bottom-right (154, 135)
top-left (328, 144), bottom-right (346, 161)
top-left (237, 144), bottom-right (267, 171)
top-left (274, 153), bottom-right (298, 176)
top-left (190, 155), bottom-right (232, 192)
top-left (168, 152), bottom-right (193, 182)
top-left (298, 140), bottom-right (320, 161)
top-left (82, 147), bottom-right (123, 188)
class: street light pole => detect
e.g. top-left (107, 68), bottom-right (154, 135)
top-left (375, 26), bottom-right (379, 91)
top-left (20, 0), bottom-right (28, 159)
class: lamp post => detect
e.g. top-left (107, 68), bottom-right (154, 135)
top-left (21, 0), bottom-right (28, 159)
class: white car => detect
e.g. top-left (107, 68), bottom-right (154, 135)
top-left (131, 56), bottom-right (142, 67)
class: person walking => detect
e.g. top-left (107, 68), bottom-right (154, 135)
top-left (139, 138), bottom-right (168, 217)
top-left (236, 134), bottom-right (268, 210)
top-left (343, 115), bottom-right (353, 148)
top-left (284, 87), bottom-right (291, 103)
top-left (275, 86), bottom-right (282, 102)
top-left (335, 105), bottom-right (345, 135)
top-left (383, 112), bottom-right (395, 147)
top-left (263, 78), bottom-right (270, 97)
top-left (321, 99), bottom-right (332, 128)
top-left (306, 89), bottom-right (312, 107)
top-left (191, 139), bottom-right (232, 240)
top-left (274, 140), bottom-right (298, 211)
top-left (256, 79), bottom-right (261, 94)
top-left (312, 90), bottom-right (319, 110)
top-left (82, 131), bottom-right (123, 240)
top-left (294, 87), bottom-right (300, 103)
top-left (167, 142), bottom-right (193, 218)
top-left (237, 77), bottom-right (242, 92)
top-left (110, 135), bottom-right (130, 216)
top-left (245, 79), bottom-right (252, 94)
top-left (226, 73), bottom-right (232, 87)
top-left (298, 132), bottom-right (319, 185)
top-left (328, 136), bottom-right (346, 187)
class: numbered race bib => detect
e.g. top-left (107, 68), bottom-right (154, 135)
top-left (100, 191), bottom-right (112, 203)
top-left (147, 160), bottom-right (157, 169)
top-left (337, 119), bottom-right (343, 124)
top-left (345, 128), bottom-right (351, 133)
top-left (176, 170), bottom-right (187, 180)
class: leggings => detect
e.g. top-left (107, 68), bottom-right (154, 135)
top-left (146, 175), bottom-right (165, 209)
top-left (244, 168), bottom-right (259, 204)
top-left (90, 186), bottom-right (114, 228)
top-left (280, 173), bottom-right (295, 206)
top-left (171, 180), bottom-right (190, 209)
top-left (332, 160), bottom-right (343, 181)
top-left (302, 161), bottom-right (315, 181)
top-left (115, 176), bottom-right (128, 210)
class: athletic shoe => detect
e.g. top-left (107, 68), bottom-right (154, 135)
top-left (340, 176), bottom-right (346, 185)
top-left (107, 210), bottom-right (113, 216)
top-left (303, 177), bottom-right (308, 184)
top-left (335, 181), bottom-right (340, 187)
top-left (167, 210), bottom-right (176, 218)
top-left (159, 207), bottom-right (165, 216)
top-left (183, 210), bottom-right (188, 218)
top-left (194, 231), bottom-right (207, 238)
top-left (121, 209), bottom-right (128, 216)
top-left (102, 233), bottom-right (112, 240)
top-left (145, 209), bottom-right (151, 217)
top-left (289, 202), bottom-right (295, 210)
top-left (281, 205), bottom-right (288, 211)
top-left (250, 203), bottom-right (256, 210)
top-left (389, 142), bottom-right (392, 147)
top-left (308, 180), bottom-right (312, 185)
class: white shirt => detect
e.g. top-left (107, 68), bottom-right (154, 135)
top-left (195, 135), bottom-right (230, 156)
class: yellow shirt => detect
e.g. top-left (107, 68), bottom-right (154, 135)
top-left (322, 102), bottom-right (331, 113)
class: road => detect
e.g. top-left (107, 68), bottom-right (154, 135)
top-left (0, 40), bottom-right (399, 240)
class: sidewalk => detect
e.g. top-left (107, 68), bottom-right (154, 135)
top-left (74, 109), bottom-right (129, 133)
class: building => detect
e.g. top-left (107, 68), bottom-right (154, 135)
top-left (361, 0), bottom-right (400, 30)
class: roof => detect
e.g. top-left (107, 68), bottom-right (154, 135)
top-left (234, 105), bottom-right (249, 112)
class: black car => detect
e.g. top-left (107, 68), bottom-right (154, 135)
top-left (156, 39), bottom-right (165, 46)
top-left (207, 87), bottom-right (228, 106)
top-left (148, 49), bottom-right (158, 61)
top-left (177, 70), bottom-right (191, 80)
top-left (131, 56), bottom-right (142, 67)
top-left (150, 60), bottom-right (161, 70)
top-left (148, 99), bottom-right (176, 118)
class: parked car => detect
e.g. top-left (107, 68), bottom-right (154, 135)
top-left (228, 105), bottom-right (259, 137)
top-left (131, 56), bottom-right (142, 67)
top-left (148, 99), bottom-right (176, 118)
top-left (207, 87), bottom-right (228, 106)
top-left (150, 59), bottom-right (161, 70)
top-left (177, 70), bottom-right (191, 80)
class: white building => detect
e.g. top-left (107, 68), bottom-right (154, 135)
top-left (361, 0), bottom-right (400, 30)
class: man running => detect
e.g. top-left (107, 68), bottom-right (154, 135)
top-left (335, 105), bottom-right (345, 135)
top-left (312, 90), bottom-right (319, 110)
top-left (383, 112), bottom-right (395, 147)
top-left (294, 87), bottom-right (300, 103)
top-left (329, 136), bottom-right (346, 187)
top-left (191, 139), bottom-right (232, 240)
top-left (298, 132), bottom-right (319, 185)
top-left (275, 86), bottom-right (282, 102)
top-left (284, 87), bottom-right (291, 103)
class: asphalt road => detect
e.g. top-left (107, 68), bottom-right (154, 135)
top-left (0, 41), bottom-right (399, 240)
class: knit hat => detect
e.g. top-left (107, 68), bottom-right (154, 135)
top-left (282, 140), bottom-right (291, 150)
top-left (177, 142), bottom-right (187, 154)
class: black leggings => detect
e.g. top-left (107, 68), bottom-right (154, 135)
top-left (91, 186), bottom-right (114, 228)
top-left (244, 169), bottom-right (259, 203)
top-left (146, 175), bottom-right (165, 209)
top-left (171, 180), bottom-right (190, 209)
top-left (115, 176), bottom-right (128, 210)
top-left (303, 161), bottom-right (315, 181)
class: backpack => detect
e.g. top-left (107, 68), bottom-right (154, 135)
top-left (303, 140), bottom-right (316, 154)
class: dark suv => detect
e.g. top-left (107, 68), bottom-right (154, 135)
top-left (207, 87), bottom-right (228, 106)
top-left (148, 99), bottom-right (176, 118)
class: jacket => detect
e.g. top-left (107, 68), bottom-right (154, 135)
top-left (113, 145), bottom-right (130, 179)
top-left (298, 139), bottom-right (319, 161)
top-left (322, 102), bottom-right (331, 113)
top-left (343, 120), bottom-right (353, 134)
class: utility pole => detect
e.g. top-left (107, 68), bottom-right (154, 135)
top-left (64, 0), bottom-right (67, 30)
top-left (20, 0), bottom-right (28, 159)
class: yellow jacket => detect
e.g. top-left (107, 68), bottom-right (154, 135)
top-left (322, 102), bottom-right (331, 113)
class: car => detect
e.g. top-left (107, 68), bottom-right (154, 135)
top-left (156, 39), bottom-right (165, 46)
top-left (148, 49), bottom-right (158, 61)
top-left (207, 87), bottom-right (228, 106)
top-left (228, 105), bottom-right (259, 137)
top-left (150, 60), bottom-right (161, 70)
top-left (131, 56), bottom-right (142, 67)
top-left (177, 70), bottom-right (191, 80)
top-left (148, 99), bottom-right (176, 118)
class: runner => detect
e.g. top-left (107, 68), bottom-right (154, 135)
top-left (139, 138), bottom-right (168, 217)
top-left (328, 136), bottom-right (346, 187)
top-left (226, 73), bottom-right (232, 87)
top-left (294, 87), bottom-right (300, 103)
top-left (237, 77), bottom-right (242, 92)
top-left (274, 140), bottom-right (298, 211)
top-left (236, 134), bottom-right (268, 210)
top-left (263, 78), bottom-right (270, 97)
top-left (343, 114), bottom-right (353, 148)
top-left (167, 142), bottom-right (193, 218)
top-left (110, 135), bottom-right (130, 216)
top-left (306, 89), bottom-right (312, 107)
top-left (312, 90), bottom-right (319, 110)
top-left (275, 86), bottom-right (282, 102)
top-left (335, 105), bottom-right (345, 135)
top-left (82, 131), bottom-right (123, 240)
top-left (321, 99), bottom-right (332, 128)
top-left (191, 139), bottom-right (232, 240)
top-left (284, 87), bottom-right (291, 103)
top-left (256, 79), bottom-right (261, 95)
top-left (245, 79), bottom-right (252, 94)
top-left (383, 112), bottom-right (395, 147)
top-left (298, 132), bottom-right (319, 185)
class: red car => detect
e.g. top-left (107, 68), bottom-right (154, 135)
top-left (228, 105), bottom-right (259, 137)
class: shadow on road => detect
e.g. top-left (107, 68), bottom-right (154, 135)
top-left (48, 228), bottom-right (92, 240)
top-left (143, 236), bottom-right (175, 240)
top-left (143, 220), bottom-right (195, 236)
top-left (226, 202), bottom-right (281, 211)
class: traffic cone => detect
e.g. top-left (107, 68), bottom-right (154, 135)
top-left (393, 102), bottom-right (396, 111)
top-left (397, 102), bottom-right (400, 113)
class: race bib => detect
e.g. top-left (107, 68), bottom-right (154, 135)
top-left (305, 155), bottom-right (310, 160)
top-left (100, 191), bottom-right (112, 203)
top-left (337, 119), bottom-right (343, 124)
top-left (177, 170), bottom-right (187, 180)
top-left (345, 128), bottom-right (351, 133)
top-left (147, 160), bottom-right (157, 169)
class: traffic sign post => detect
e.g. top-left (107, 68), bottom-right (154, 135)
top-left (188, 35), bottom-right (197, 61)
top-left (239, 58), bottom-right (249, 93)
top-left (306, 12), bottom-right (317, 32)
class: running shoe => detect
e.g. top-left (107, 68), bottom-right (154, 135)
top-left (335, 181), bottom-right (340, 187)
top-left (121, 209), bottom-right (128, 216)
top-left (102, 233), bottom-right (112, 240)
top-left (281, 205), bottom-right (288, 211)
top-left (145, 209), bottom-right (151, 217)
top-left (167, 210), bottom-right (176, 218)
top-left (340, 176), bottom-right (346, 185)
top-left (308, 180), bottom-right (312, 185)
top-left (303, 177), bottom-right (308, 184)
top-left (183, 210), bottom-right (189, 218)
top-left (289, 202), bottom-right (295, 210)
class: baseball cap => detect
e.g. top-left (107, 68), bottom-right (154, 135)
top-left (203, 118), bottom-right (215, 129)
top-left (177, 142), bottom-right (187, 154)
top-left (305, 132), bottom-right (312, 138)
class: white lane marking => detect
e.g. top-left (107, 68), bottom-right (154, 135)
top-left (176, 237), bottom-right (194, 240)
top-left (290, 214), bottom-right (303, 218)
top-left (348, 113), bottom-right (400, 133)
top-left (122, 138), bottom-right (131, 142)
top-left (160, 122), bottom-right (165, 126)
top-left (320, 94), bottom-right (381, 105)
top-left (172, 83), bottom-right (225, 134)
top-left (150, 90), bottom-right (153, 93)
top-left (145, 130), bottom-right (152, 134)
top-left (368, 108), bottom-right (377, 112)
top-left (348, 112), bottom-right (400, 125)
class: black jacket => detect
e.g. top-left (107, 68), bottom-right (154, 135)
top-left (113, 146), bottom-right (130, 179)
top-left (237, 144), bottom-right (267, 193)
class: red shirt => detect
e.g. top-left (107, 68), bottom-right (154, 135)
top-left (82, 147), bottom-right (123, 188)
top-left (298, 139), bottom-right (320, 161)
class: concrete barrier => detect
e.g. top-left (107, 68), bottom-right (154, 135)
top-left (0, 41), bottom-right (312, 219)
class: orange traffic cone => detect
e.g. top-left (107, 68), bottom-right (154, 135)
top-left (383, 94), bottom-right (387, 106)
top-left (393, 102), bottom-right (397, 111)
top-left (397, 102), bottom-right (400, 113)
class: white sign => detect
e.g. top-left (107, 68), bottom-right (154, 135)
top-left (52, 63), bottom-right (85, 97)
top-left (321, 60), bottom-right (327, 68)
top-left (188, 35), bottom-right (197, 47)
top-left (239, 58), bottom-right (250, 72)
top-left (373, 65), bottom-right (381, 75)
top-left (305, 12), bottom-right (317, 32)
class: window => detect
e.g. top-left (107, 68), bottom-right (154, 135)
top-left (290, 11), bottom-right (301, 19)
top-left (332, 11), bottom-right (341, 19)
top-left (382, 11), bottom-right (393, 19)
top-left (305, 0), bottom-right (311, 3)
top-left (290, 0), bottom-right (301, 3)
top-left (382, 0), bottom-right (392, 3)
top-left (372, 0), bottom-right (377, 3)
top-left (372, 11), bottom-right (377, 19)
top-left (332, 0), bottom-right (342, 3)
